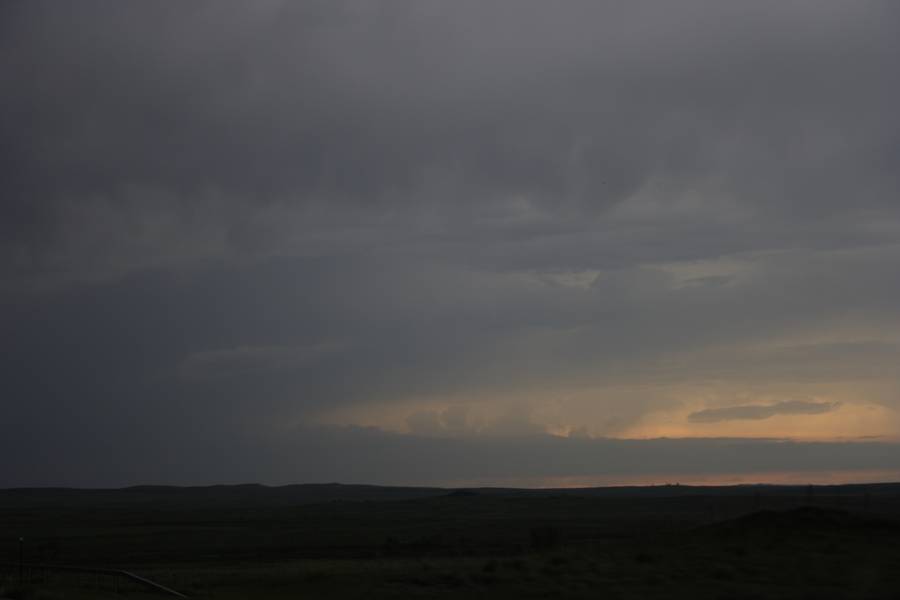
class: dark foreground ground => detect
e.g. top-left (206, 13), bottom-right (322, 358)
top-left (1, 483), bottom-right (900, 599)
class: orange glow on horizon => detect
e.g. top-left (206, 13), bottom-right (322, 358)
top-left (440, 469), bottom-right (900, 490)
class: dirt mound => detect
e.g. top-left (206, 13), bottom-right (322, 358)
top-left (701, 506), bottom-right (900, 542)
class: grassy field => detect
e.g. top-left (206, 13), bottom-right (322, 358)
top-left (1, 484), bottom-right (899, 598)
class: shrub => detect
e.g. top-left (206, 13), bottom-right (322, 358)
top-left (530, 525), bottom-right (561, 551)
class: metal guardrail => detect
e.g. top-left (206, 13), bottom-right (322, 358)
top-left (0, 562), bottom-right (188, 597)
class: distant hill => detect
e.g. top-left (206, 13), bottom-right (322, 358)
top-left (0, 483), bottom-right (446, 509)
top-left (2, 481), bottom-right (899, 509)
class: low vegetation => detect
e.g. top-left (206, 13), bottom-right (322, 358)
top-left (2, 484), bottom-right (899, 598)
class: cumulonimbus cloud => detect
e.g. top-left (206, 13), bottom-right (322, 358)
top-left (2, 1), bottom-right (900, 487)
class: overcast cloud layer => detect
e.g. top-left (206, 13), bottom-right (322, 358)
top-left (2, 1), bottom-right (900, 487)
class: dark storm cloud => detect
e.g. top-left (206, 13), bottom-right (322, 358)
top-left (3, 1), bottom-right (900, 486)
top-left (179, 343), bottom-right (345, 381)
top-left (688, 400), bottom-right (838, 423)
top-left (4, 0), bottom-right (899, 281)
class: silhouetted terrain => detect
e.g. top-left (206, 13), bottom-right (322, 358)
top-left (2, 483), bottom-right (900, 598)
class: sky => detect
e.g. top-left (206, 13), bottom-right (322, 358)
top-left (2, 0), bottom-right (900, 488)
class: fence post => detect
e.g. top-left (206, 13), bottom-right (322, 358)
top-left (18, 537), bottom-right (23, 584)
